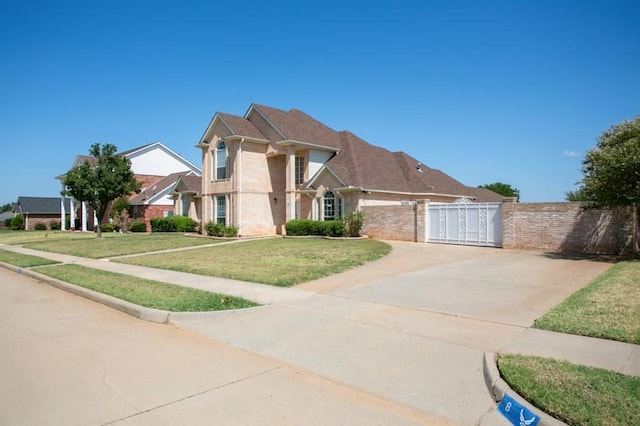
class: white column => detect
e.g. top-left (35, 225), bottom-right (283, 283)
top-left (70, 200), bottom-right (76, 230)
top-left (60, 197), bottom-right (66, 231)
top-left (81, 202), bottom-right (88, 231)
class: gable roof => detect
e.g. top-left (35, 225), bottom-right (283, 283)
top-left (58, 142), bottom-right (201, 180)
top-left (15, 197), bottom-right (71, 214)
top-left (129, 171), bottom-right (196, 205)
top-left (173, 174), bottom-right (201, 193)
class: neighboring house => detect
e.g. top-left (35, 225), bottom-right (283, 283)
top-left (12, 196), bottom-right (71, 230)
top-left (57, 141), bottom-right (201, 231)
top-left (191, 103), bottom-right (502, 236)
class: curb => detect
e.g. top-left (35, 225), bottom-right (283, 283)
top-left (482, 352), bottom-right (567, 426)
top-left (0, 262), bottom-right (261, 325)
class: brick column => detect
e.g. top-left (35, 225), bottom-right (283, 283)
top-left (415, 199), bottom-right (429, 243)
top-left (285, 146), bottom-right (296, 222)
top-left (501, 197), bottom-right (517, 249)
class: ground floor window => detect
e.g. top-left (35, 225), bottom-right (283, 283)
top-left (215, 195), bottom-right (226, 225)
top-left (323, 191), bottom-right (342, 220)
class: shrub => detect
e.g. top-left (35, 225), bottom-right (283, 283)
top-left (129, 221), bottom-right (147, 232)
top-left (10, 214), bottom-right (24, 230)
top-left (4, 218), bottom-right (13, 228)
top-left (322, 220), bottom-right (345, 237)
top-left (204, 221), bottom-right (237, 237)
top-left (285, 219), bottom-right (322, 236)
top-left (150, 216), bottom-right (198, 233)
top-left (150, 217), bottom-right (176, 232)
top-left (50, 221), bottom-right (61, 231)
top-left (285, 219), bottom-right (344, 237)
top-left (34, 222), bottom-right (47, 231)
top-left (101, 223), bottom-right (115, 233)
top-left (343, 210), bottom-right (364, 237)
top-left (110, 197), bottom-right (130, 219)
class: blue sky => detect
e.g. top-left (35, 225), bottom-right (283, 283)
top-left (1, 0), bottom-right (638, 204)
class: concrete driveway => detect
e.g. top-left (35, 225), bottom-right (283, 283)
top-left (173, 242), bottom-right (612, 425)
top-left (1, 241), bottom-right (613, 425)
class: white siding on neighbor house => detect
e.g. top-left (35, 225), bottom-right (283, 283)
top-left (128, 146), bottom-right (199, 176)
top-left (308, 150), bottom-right (333, 181)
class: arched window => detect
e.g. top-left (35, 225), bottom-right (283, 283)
top-left (323, 191), bottom-right (342, 220)
top-left (216, 141), bottom-right (227, 180)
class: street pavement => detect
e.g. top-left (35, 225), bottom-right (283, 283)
top-left (0, 266), bottom-right (445, 426)
top-left (1, 240), bottom-right (638, 425)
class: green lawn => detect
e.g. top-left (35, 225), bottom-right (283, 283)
top-left (0, 249), bottom-right (60, 267)
top-left (21, 232), bottom-right (220, 259)
top-left (35, 264), bottom-right (258, 312)
top-left (117, 238), bottom-right (392, 286)
top-left (533, 261), bottom-right (640, 344)
top-left (498, 354), bottom-right (640, 425)
top-left (0, 230), bottom-right (95, 245)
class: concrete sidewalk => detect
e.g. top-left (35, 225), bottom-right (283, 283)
top-left (1, 241), bottom-right (638, 425)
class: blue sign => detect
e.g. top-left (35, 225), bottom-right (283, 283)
top-left (497, 394), bottom-right (540, 426)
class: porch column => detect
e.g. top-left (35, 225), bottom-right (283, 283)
top-left (70, 199), bottom-right (76, 230)
top-left (81, 202), bottom-right (88, 231)
top-left (60, 197), bottom-right (66, 231)
top-left (285, 146), bottom-right (296, 222)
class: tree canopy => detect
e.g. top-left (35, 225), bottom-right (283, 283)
top-left (478, 182), bottom-right (520, 201)
top-left (61, 143), bottom-right (140, 238)
top-left (578, 116), bottom-right (640, 252)
top-left (0, 203), bottom-right (12, 213)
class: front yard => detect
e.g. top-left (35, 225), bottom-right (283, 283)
top-left (116, 238), bottom-right (391, 286)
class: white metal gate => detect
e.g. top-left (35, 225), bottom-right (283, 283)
top-left (428, 201), bottom-right (502, 247)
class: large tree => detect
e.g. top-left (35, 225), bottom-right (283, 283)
top-left (579, 116), bottom-right (640, 252)
top-left (479, 182), bottom-right (520, 201)
top-left (62, 143), bottom-right (140, 238)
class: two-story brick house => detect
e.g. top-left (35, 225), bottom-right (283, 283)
top-left (187, 104), bottom-right (501, 236)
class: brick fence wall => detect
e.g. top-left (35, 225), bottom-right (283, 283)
top-left (502, 200), bottom-right (630, 254)
top-left (362, 199), bottom-right (630, 254)
top-left (362, 201), bottom-right (427, 242)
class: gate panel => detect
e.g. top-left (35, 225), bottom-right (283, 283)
top-left (428, 202), bottom-right (502, 247)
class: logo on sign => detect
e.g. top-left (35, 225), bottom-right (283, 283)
top-left (497, 394), bottom-right (539, 426)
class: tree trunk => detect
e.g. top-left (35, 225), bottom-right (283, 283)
top-left (633, 202), bottom-right (639, 254)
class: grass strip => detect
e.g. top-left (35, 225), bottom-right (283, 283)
top-left (498, 354), bottom-right (640, 425)
top-left (117, 238), bottom-right (392, 286)
top-left (0, 230), bottom-right (95, 245)
top-left (533, 261), bottom-right (640, 344)
top-left (0, 248), bottom-right (60, 267)
top-left (22, 233), bottom-right (219, 259)
top-left (35, 264), bottom-right (258, 312)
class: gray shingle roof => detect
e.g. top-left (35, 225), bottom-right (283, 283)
top-left (245, 105), bottom-right (502, 202)
top-left (16, 197), bottom-right (71, 214)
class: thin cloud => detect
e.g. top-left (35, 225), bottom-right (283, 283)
top-left (563, 150), bottom-right (581, 158)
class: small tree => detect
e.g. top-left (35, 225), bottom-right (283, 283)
top-left (343, 210), bottom-right (364, 237)
top-left (110, 197), bottom-right (131, 233)
top-left (10, 214), bottom-right (24, 230)
top-left (578, 116), bottom-right (640, 253)
top-left (62, 143), bottom-right (140, 238)
top-left (479, 182), bottom-right (520, 201)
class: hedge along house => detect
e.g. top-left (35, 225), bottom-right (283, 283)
top-left (194, 104), bottom-right (502, 236)
top-left (57, 142), bottom-right (201, 231)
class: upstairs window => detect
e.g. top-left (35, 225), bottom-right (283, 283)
top-left (295, 156), bottom-right (305, 185)
top-left (216, 141), bottom-right (228, 180)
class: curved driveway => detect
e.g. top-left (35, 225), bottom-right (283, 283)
top-left (174, 242), bottom-right (612, 425)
